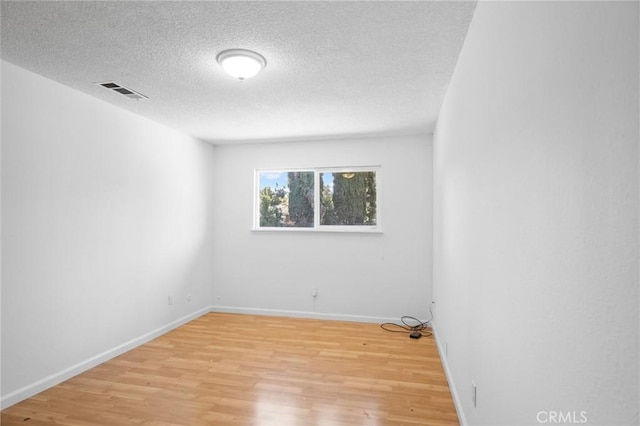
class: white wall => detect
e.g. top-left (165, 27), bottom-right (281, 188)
top-left (433, 2), bottom-right (639, 425)
top-left (211, 135), bottom-right (432, 322)
top-left (1, 61), bottom-right (215, 407)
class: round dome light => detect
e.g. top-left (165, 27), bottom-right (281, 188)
top-left (217, 49), bottom-right (267, 80)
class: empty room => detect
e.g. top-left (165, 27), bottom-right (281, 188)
top-left (1, 1), bottom-right (638, 425)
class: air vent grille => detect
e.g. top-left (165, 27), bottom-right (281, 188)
top-left (96, 81), bottom-right (148, 100)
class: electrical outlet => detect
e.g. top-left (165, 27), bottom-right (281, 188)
top-left (312, 287), bottom-right (318, 298)
top-left (186, 293), bottom-right (191, 302)
top-left (472, 381), bottom-right (477, 408)
top-left (168, 296), bottom-right (173, 306)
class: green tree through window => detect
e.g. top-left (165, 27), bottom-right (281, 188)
top-left (259, 185), bottom-right (285, 227)
top-left (287, 172), bottom-right (314, 227)
top-left (322, 172), bottom-right (376, 226)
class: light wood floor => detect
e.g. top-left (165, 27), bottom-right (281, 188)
top-left (1, 313), bottom-right (458, 426)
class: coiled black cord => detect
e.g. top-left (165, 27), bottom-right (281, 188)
top-left (380, 314), bottom-right (432, 338)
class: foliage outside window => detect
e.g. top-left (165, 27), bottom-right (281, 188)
top-left (255, 167), bottom-right (380, 232)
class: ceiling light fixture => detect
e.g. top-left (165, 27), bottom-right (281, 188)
top-left (217, 49), bottom-right (267, 81)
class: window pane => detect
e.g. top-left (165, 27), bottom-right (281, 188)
top-left (320, 171), bottom-right (377, 226)
top-left (258, 171), bottom-right (314, 227)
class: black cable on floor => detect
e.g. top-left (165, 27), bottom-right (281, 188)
top-left (380, 315), bottom-right (432, 338)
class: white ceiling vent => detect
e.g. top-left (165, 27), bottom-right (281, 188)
top-left (96, 81), bottom-right (148, 100)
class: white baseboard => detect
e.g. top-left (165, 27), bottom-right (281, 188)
top-left (0, 307), bottom-right (211, 410)
top-left (210, 305), bottom-right (398, 324)
top-left (431, 322), bottom-right (467, 426)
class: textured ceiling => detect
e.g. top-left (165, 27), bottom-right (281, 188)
top-left (1, 1), bottom-right (476, 144)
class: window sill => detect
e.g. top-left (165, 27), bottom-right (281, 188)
top-left (251, 227), bottom-right (383, 234)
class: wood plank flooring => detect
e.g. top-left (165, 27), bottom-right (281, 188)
top-left (1, 313), bottom-right (458, 425)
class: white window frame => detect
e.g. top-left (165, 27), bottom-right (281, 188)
top-left (253, 166), bottom-right (382, 233)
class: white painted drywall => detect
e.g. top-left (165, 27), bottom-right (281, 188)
top-left (433, 2), bottom-right (639, 425)
top-left (1, 61), bottom-right (215, 407)
top-left (211, 135), bottom-right (432, 322)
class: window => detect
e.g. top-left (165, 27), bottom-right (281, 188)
top-left (254, 167), bottom-right (380, 232)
